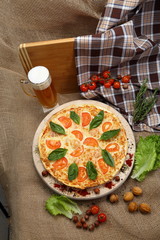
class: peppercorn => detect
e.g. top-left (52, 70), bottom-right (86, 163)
top-left (80, 217), bottom-right (86, 224)
top-left (82, 223), bottom-right (88, 230)
top-left (89, 224), bottom-right (95, 231)
top-left (42, 170), bottom-right (49, 177)
top-left (76, 221), bottom-right (82, 228)
top-left (72, 215), bottom-right (78, 223)
top-left (93, 188), bottom-right (100, 194)
top-left (94, 220), bottom-right (100, 227)
top-left (114, 176), bottom-right (120, 182)
top-left (86, 209), bottom-right (92, 215)
top-left (84, 214), bottom-right (89, 221)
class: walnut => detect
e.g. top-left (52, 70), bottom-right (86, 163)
top-left (128, 202), bottom-right (138, 213)
top-left (139, 203), bottom-right (151, 214)
top-left (123, 192), bottom-right (134, 202)
top-left (109, 194), bottom-right (119, 203)
top-left (132, 186), bottom-right (143, 196)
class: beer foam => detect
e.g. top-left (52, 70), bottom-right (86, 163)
top-left (28, 66), bottom-right (49, 84)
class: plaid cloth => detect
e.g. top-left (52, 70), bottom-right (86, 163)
top-left (75, 0), bottom-right (160, 132)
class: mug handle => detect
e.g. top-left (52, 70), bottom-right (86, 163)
top-left (20, 79), bottom-right (36, 98)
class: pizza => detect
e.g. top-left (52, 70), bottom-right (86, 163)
top-left (38, 104), bottom-right (128, 189)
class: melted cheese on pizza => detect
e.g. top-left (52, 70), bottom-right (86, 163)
top-left (38, 104), bottom-right (128, 189)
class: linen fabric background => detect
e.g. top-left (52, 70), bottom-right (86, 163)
top-left (0, 1), bottom-right (160, 240)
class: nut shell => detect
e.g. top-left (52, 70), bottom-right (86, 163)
top-left (128, 202), bottom-right (138, 213)
top-left (139, 203), bottom-right (151, 214)
top-left (123, 192), bottom-right (134, 202)
top-left (132, 186), bottom-right (143, 196)
top-left (109, 194), bottom-right (119, 203)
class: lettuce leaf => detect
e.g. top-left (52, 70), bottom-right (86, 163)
top-left (131, 135), bottom-right (160, 181)
top-left (45, 195), bottom-right (82, 219)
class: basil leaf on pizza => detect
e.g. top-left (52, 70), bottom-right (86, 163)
top-left (70, 111), bottom-right (80, 125)
top-left (68, 163), bottom-right (78, 181)
top-left (86, 161), bottom-right (98, 180)
top-left (89, 110), bottom-right (104, 130)
top-left (48, 148), bottom-right (68, 161)
top-left (101, 149), bottom-right (115, 167)
top-left (100, 129), bottom-right (120, 140)
top-left (49, 121), bottom-right (66, 135)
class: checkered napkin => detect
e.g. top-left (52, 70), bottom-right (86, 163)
top-left (75, 0), bottom-right (160, 132)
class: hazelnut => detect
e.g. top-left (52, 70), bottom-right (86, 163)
top-left (128, 202), bottom-right (138, 213)
top-left (123, 192), bottom-right (134, 202)
top-left (93, 188), bottom-right (100, 194)
top-left (76, 221), bottom-right (82, 228)
top-left (139, 203), bottom-right (151, 214)
top-left (72, 215), bottom-right (78, 223)
top-left (109, 194), bottom-right (119, 203)
top-left (89, 224), bottom-right (95, 231)
top-left (132, 186), bottom-right (143, 196)
top-left (82, 223), bottom-right (88, 229)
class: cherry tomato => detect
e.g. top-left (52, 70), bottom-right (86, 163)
top-left (99, 78), bottom-right (105, 85)
top-left (98, 213), bottom-right (107, 223)
top-left (102, 70), bottom-right (111, 79)
top-left (91, 74), bottom-right (99, 82)
top-left (122, 75), bottom-right (131, 83)
top-left (113, 81), bottom-right (120, 89)
top-left (108, 78), bottom-right (115, 85)
top-left (104, 82), bottom-right (111, 88)
top-left (88, 81), bottom-right (97, 90)
top-left (80, 84), bottom-right (88, 92)
top-left (90, 205), bottom-right (100, 215)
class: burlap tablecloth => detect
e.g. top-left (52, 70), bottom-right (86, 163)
top-left (0, 1), bottom-right (160, 239)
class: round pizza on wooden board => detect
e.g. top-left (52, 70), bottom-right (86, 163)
top-left (38, 104), bottom-right (128, 189)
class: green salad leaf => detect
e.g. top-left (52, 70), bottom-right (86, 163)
top-left (45, 195), bottom-right (82, 219)
top-left (131, 135), bottom-right (160, 181)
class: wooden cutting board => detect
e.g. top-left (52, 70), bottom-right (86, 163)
top-left (18, 38), bottom-right (79, 94)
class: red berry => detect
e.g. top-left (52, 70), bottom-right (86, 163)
top-left (98, 213), bottom-right (107, 223)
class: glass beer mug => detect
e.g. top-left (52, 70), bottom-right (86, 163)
top-left (20, 66), bottom-right (57, 108)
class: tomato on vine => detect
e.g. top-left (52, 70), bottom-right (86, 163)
top-left (98, 213), bottom-right (107, 223)
top-left (108, 78), bottom-right (115, 85)
top-left (122, 75), bottom-right (131, 83)
top-left (90, 205), bottom-right (100, 215)
top-left (88, 81), bottom-right (97, 90)
top-left (102, 70), bottom-right (111, 79)
top-left (113, 81), bottom-right (120, 89)
top-left (80, 84), bottom-right (88, 92)
top-left (104, 82), bottom-right (111, 88)
top-left (91, 74), bottom-right (99, 82)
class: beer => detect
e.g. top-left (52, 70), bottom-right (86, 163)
top-left (33, 84), bottom-right (57, 108)
top-left (28, 66), bottom-right (57, 108)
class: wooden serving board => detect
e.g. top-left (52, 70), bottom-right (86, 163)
top-left (18, 38), bottom-right (79, 94)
